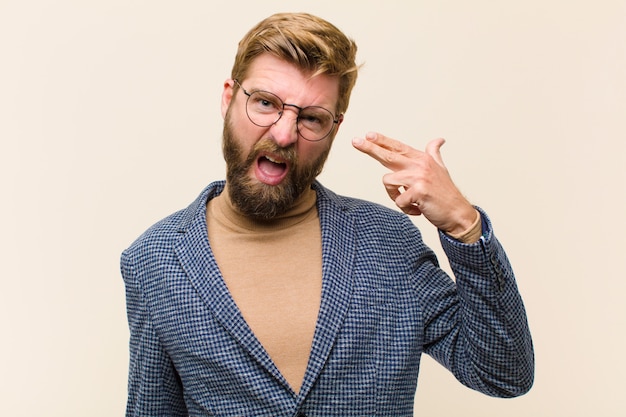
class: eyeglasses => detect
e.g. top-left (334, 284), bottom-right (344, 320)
top-left (233, 79), bottom-right (341, 142)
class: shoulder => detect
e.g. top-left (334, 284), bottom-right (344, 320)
top-left (313, 181), bottom-right (425, 254)
top-left (122, 181), bottom-right (224, 261)
top-left (314, 181), bottom-right (412, 227)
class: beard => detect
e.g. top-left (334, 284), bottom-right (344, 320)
top-left (222, 112), bottom-right (332, 220)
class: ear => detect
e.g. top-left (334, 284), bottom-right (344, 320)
top-left (221, 79), bottom-right (235, 119)
top-left (335, 113), bottom-right (344, 132)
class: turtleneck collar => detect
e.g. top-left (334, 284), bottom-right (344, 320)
top-left (208, 184), bottom-right (318, 233)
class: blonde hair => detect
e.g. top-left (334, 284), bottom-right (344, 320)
top-left (230, 12), bottom-right (359, 115)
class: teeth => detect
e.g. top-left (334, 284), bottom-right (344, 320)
top-left (265, 156), bottom-right (283, 164)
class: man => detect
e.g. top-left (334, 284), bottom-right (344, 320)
top-left (122, 12), bottom-right (534, 417)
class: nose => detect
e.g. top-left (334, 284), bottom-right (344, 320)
top-left (269, 107), bottom-right (299, 147)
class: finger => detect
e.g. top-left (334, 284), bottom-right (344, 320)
top-left (398, 200), bottom-right (423, 216)
top-left (384, 183), bottom-right (402, 202)
top-left (352, 132), bottom-right (420, 170)
top-left (382, 173), bottom-right (424, 216)
top-left (365, 132), bottom-right (418, 154)
top-left (398, 204), bottom-right (423, 216)
top-left (382, 172), bottom-right (403, 201)
top-left (425, 138), bottom-right (446, 167)
top-left (393, 187), bottom-right (423, 216)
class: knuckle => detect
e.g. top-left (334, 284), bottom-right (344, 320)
top-left (383, 151), bottom-right (397, 164)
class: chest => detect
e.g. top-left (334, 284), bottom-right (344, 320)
top-left (217, 236), bottom-right (322, 338)
top-left (207, 217), bottom-right (323, 392)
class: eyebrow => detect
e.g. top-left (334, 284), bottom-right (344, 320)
top-left (247, 84), bottom-right (337, 113)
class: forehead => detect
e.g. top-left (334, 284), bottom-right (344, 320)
top-left (244, 54), bottom-right (340, 109)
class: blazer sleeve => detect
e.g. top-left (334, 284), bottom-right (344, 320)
top-left (418, 208), bottom-right (534, 397)
top-left (121, 250), bottom-right (188, 417)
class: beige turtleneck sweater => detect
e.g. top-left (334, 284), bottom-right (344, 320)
top-left (206, 186), bottom-right (322, 394)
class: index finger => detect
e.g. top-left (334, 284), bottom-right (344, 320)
top-left (352, 131), bottom-right (421, 169)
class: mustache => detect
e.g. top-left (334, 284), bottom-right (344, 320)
top-left (246, 139), bottom-right (298, 167)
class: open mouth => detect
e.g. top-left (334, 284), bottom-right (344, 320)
top-left (255, 154), bottom-right (289, 185)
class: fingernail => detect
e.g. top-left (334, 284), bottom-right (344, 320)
top-left (365, 132), bottom-right (376, 141)
top-left (352, 136), bottom-right (364, 145)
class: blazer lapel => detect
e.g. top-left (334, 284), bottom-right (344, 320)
top-left (298, 183), bottom-right (357, 400)
top-left (173, 183), bottom-right (287, 387)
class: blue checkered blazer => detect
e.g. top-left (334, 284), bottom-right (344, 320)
top-left (122, 181), bottom-right (533, 416)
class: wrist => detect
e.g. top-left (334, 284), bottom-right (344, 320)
top-left (445, 208), bottom-right (482, 243)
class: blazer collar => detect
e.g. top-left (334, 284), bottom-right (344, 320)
top-left (174, 181), bottom-right (357, 398)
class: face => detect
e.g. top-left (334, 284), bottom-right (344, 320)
top-left (220, 54), bottom-right (343, 220)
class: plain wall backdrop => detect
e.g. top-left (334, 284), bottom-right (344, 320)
top-left (1, 0), bottom-right (625, 415)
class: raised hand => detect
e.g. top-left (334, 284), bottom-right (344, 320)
top-left (352, 132), bottom-right (478, 236)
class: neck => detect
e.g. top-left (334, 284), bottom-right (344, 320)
top-left (214, 184), bottom-right (318, 231)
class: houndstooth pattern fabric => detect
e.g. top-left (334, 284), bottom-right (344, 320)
top-left (121, 181), bottom-right (534, 417)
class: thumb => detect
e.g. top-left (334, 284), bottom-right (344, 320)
top-left (425, 138), bottom-right (446, 167)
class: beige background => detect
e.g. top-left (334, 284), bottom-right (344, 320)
top-left (1, 0), bottom-right (625, 415)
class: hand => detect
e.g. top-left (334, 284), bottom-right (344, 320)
top-left (352, 132), bottom-right (477, 235)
